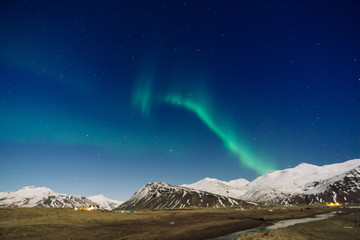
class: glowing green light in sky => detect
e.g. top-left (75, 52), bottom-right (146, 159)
top-left (164, 93), bottom-right (275, 175)
top-left (132, 81), bottom-right (276, 175)
top-left (132, 69), bottom-right (155, 116)
top-left (133, 79), bottom-right (152, 116)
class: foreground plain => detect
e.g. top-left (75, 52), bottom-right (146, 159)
top-left (0, 206), bottom-right (359, 239)
top-left (235, 210), bottom-right (360, 240)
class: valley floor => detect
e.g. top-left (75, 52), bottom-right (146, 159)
top-left (0, 206), bottom-right (359, 240)
top-left (234, 210), bottom-right (360, 240)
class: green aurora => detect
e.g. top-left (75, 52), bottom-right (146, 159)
top-left (133, 78), bottom-right (153, 116)
top-left (133, 83), bottom-right (276, 175)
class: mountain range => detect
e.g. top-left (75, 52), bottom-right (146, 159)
top-left (1, 159), bottom-right (359, 210)
top-left (118, 159), bottom-right (360, 209)
top-left (186, 159), bottom-right (360, 205)
top-left (0, 186), bottom-right (122, 210)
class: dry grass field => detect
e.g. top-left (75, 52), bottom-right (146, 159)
top-left (0, 206), bottom-right (358, 240)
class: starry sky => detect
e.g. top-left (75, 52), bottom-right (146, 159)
top-left (1, 0), bottom-right (359, 201)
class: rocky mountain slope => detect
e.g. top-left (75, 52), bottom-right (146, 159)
top-left (116, 182), bottom-right (251, 210)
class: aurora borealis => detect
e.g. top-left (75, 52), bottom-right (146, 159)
top-left (133, 83), bottom-right (276, 174)
top-left (1, 1), bottom-right (360, 200)
top-left (164, 92), bottom-right (276, 175)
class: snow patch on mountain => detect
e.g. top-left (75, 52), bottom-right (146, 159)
top-left (182, 177), bottom-right (249, 198)
top-left (88, 195), bottom-right (123, 211)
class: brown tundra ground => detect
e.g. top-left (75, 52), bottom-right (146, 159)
top-left (0, 205), bottom-right (359, 240)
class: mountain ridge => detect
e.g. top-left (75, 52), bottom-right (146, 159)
top-left (88, 195), bottom-right (123, 211)
top-left (116, 182), bottom-right (252, 210)
top-left (184, 159), bottom-right (360, 205)
top-left (182, 177), bottom-right (249, 198)
top-left (0, 186), bottom-right (122, 210)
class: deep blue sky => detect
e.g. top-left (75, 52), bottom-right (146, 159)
top-left (1, 0), bottom-right (359, 201)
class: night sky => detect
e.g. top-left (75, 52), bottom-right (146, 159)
top-left (1, 1), bottom-right (359, 201)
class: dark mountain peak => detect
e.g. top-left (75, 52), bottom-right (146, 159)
top-left (116, 181), bottom-right (251, 210)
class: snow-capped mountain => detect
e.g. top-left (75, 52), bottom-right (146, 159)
top-left (0, 186), bottom-right (94, 208)
top-left (116, 182), bottom-right (251, 210)
top-left (182, 177), bottom-right (249, 198)
top-left (88, 195), bottom-right (123, 211)
top-left (239, 159), bottom-right (360, 205)
top-left (182, 159), bottom-right (360, 205)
